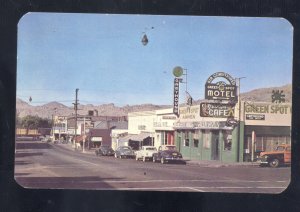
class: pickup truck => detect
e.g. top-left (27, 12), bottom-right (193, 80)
top-left (135, 146), bottom-right (158, 162)
top-left (257, 144), bottom-right (291, 168)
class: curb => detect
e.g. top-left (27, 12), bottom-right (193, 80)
top-left (185, 160), bottom-right (260, 168)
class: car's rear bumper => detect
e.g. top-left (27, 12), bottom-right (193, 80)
top-left (165, 157), bottom-right (183, 161)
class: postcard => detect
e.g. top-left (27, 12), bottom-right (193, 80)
top-left (15, 13), bottom-right (293, 193)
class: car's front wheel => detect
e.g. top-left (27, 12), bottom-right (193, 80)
top-left (269, 158), bottom-right (280, 168)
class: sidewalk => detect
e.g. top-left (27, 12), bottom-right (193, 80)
top-left (52, 142), bottom-right (96, 155)
top-left (184, 159), bottom-right (259, 168)
top-left (51, 142), bottom-right (259, 168)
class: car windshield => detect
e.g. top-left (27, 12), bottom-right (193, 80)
top-left (165, 146), bottom-right (176, 150)
top-left (101, 146), bottom-right (110, 150)
top-left (276, 146), bottom-right (285, 151)
top-left (146, 147), bottom-right (157, 151)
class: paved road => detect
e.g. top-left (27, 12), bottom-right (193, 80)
top-left (15, 141), bottom-right (291, 193)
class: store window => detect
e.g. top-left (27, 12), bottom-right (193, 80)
top-left (164, 132), bottom-right (168, 145)
top-left (223, 131), bottom-right (232, 151)
top-left (193, 139), bottom-right (199, 147)
top-left (184, 132), bottom-right (189, 147)
top-left (203, 130), bottom-right (210, 149)
top-left (192, 130), bottom-right (199, 148)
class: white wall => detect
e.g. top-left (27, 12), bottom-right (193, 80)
top-left (128, 111), bottom-right (156, 134)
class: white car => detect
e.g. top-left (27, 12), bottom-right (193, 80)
top-left (135, 146), bottom-right (158, 162)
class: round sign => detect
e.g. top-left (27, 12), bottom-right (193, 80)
top-left (173, 66), bottom-right (183, 77)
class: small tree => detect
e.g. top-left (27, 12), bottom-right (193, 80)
top-left (21, 115), bottom-right (52, 129)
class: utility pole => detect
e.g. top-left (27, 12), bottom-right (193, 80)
top-left (236, 77), bottom-right (246, 162)
top-left (73, 88), bottom-right (79, 149)
top-left (83, 116), bottom-right (86, 153)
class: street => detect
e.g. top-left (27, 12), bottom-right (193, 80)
top-left (15, 141), bottom-right (290, 193)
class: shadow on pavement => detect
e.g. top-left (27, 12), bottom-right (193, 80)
top-left (15, 152), bottom-right (43, 158)
top-left (14, 173), bottom-right (30, 176)
top-left (14, 161), bottom-right (32, 165)
top-left (15, 142), bottom-right (52, 150)
top-left (15, 176), bottom-right (123, 189)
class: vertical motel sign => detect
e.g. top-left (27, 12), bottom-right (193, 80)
top-left (173, 66), bottom-right (184, 117)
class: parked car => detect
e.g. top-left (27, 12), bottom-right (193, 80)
top-left (95, 146), bottom-right (115, 156)
top-left (257, 144), bottom-right (291, 168)
top-left (152, 145), bottom-right (185, 164)
top-left (135, 146), bottom-right (158, 162)
top-left (114, 146), bottom-right (135, 159)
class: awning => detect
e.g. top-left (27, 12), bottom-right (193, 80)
top-left (244, 126), bottom-right (291, 136)
top-left (118, 134), bottom-right (134, 143)
top-left (91, 137), bottom-right (102, 142)
top-left (118, 132), bottom-right (152, 143)
top-left (129, 132), bottom-right (151, 142)
top-left (75, 135), bottom-right (84, 142)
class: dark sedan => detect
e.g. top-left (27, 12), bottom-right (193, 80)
top-left (114, 146), bottom-right (135, 159)
top-left (153, 145), bottom-right (185, 164)
top-left (95, 146), bottom-right (115, 156)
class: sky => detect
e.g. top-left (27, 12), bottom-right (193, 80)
top-left (17, 13), bottom-right (293, 106)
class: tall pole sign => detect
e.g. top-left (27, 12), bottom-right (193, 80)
top-left (173, 66), bottom-right (183, 117)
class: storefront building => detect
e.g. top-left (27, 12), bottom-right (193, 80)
top-left (173, 104), bottom-right (242, 162)
top-left (243, 101), bottom-right (291, 161)
top-left (52, 115), bottom-right (68, 141)
top-left (119, 111), bottom-right (156, 150)
top-left (153, 108), bottom-right (177, 148)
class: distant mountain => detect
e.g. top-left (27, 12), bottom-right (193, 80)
top-left (16, 100), bottom-right (170, 119)
top-left (16, 84), bottom-right (292, 119)
top-left (240, 84), bottom-right (292, 103)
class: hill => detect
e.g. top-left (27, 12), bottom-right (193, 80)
top-left (16, 84), bottom-right (292, 119)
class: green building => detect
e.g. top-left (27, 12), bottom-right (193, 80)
top-left (173, 104), bottom-right (243, 162)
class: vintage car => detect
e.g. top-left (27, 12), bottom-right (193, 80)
top-left (135, 146), bottom-right (158, 162)
top-left (257, 144), bottom-right (291, 168)
top-left (114, 146), bottom-right (135, 159)
top-left (152, 145), bottom-right (184, 164)
top-left (95, 146), bottom-right (115, 156)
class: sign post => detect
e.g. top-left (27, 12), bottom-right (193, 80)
top-left (251, 131), bottom-right (256, 162)
top-left (173, 66), bottom-right (184, 117)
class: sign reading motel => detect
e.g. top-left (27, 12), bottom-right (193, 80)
top-left (205, 72), bottom-right (237, 102)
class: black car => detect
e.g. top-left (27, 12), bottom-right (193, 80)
top-left (152, 145), bottom-right (185, 164)
top-left (95, 146), bottom-right (115, 156)
top-left (114, 146), bottom-right (135, 159)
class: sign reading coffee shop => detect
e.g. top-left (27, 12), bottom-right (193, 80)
top-left (205, 72), bottom-right (237, 102)
top-left (200, 103), bottom-right (235, 118)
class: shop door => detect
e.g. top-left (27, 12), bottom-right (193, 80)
top-left (167, 132), bottom-right (174, 145)
top-left (211, 130), bottom-right (220, 160)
